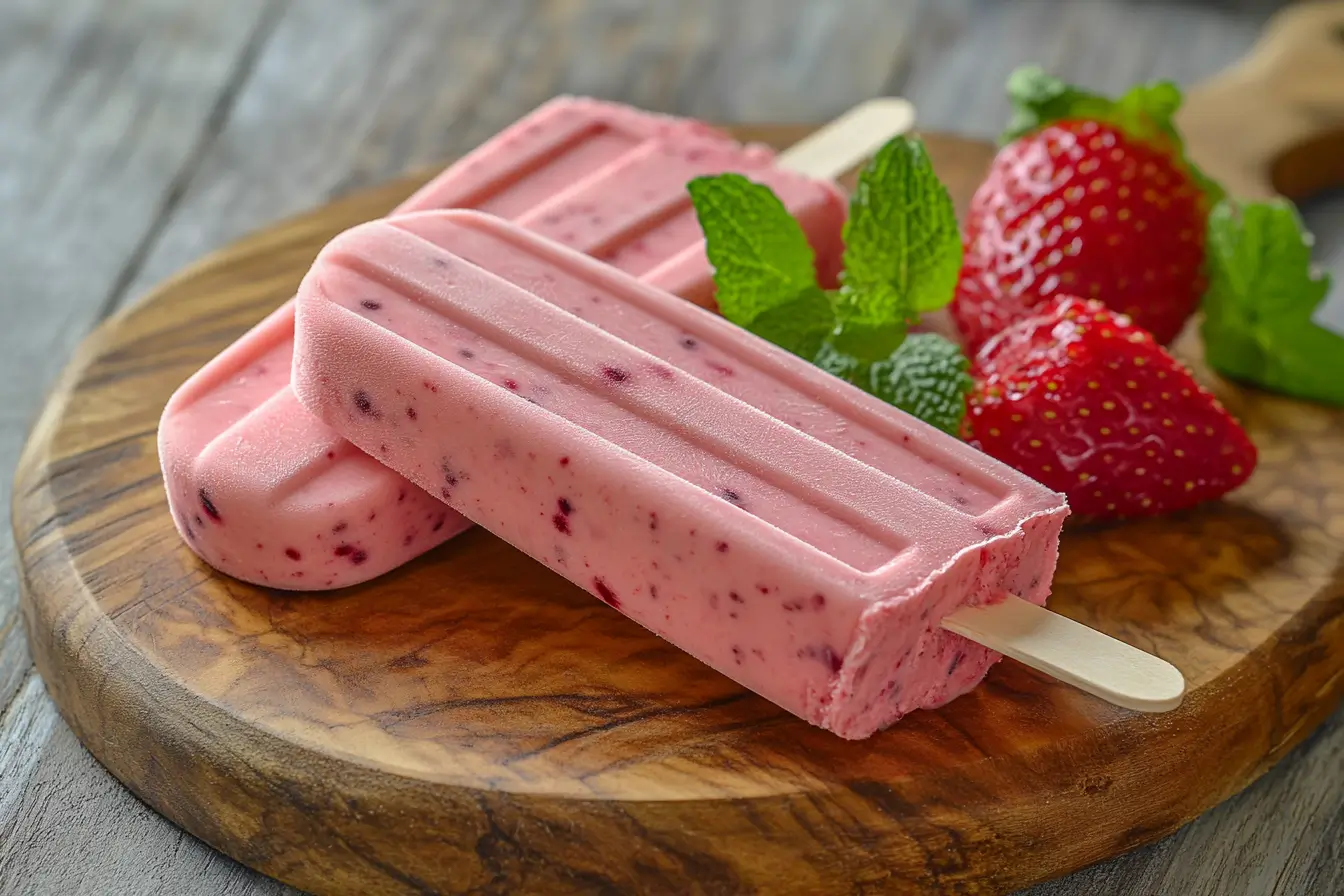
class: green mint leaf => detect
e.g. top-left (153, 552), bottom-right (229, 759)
top-left (867, 334), bottom-right (974, 436)
top-left (688, 174), bottom-right (819, 328)
top-left (748, 286), bottom-right (837, 361)
top-left (828, 318), bottom-right (907, 361)
top-left (1002, 66), bottom-right (1225, 207)
top-left (838, 136), bottom-right (962, 339)
top-left (813, 340), bottom-right (869, 385)
top-left (1201, 198), bottom-right (1343, 406)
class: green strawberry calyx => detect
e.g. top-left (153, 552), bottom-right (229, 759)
top-left (1002, 65), bottom-right (1225, 207)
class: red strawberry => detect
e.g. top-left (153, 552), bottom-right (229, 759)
top-left (951, 69), bottom-right (1220, 353)
top-left (966, 296), bottom-right (1256, 519)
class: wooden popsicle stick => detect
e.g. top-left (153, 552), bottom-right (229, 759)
top-left (942, 595), bottom-right (1187, 713)
top-left (777, 97), bottom-right (916, 179)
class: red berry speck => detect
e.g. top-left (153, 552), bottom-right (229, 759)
top-left (593, 578), bottom-right (620, 609)
top-left (353, 391), bottom-right (376, 415)
top-left (198, 489), bottom-right (222, 523)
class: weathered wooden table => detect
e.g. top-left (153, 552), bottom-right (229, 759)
top-left (1, 2), bottom-right (1340, 894)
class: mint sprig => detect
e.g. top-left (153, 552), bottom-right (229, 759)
top-left (1201, 198), bottom-right (1344, 406)
top-left (688, 135), bottom-right (971, 434)
top-left (1002, 66), bottom-right (1225, 208)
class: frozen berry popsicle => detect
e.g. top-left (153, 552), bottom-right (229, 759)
top-left (159, 97), bottom-right (911, 590)
top-left (291, 210), bottom-right (1069, 738)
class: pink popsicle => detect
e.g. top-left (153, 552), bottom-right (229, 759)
top-left (291, 211), bottom-right (1069, 738)
top-left (158, 96), bottom-right (850, 589)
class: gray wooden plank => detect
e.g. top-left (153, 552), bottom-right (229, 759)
top-left (903, 0), bottom-right (1269, 139)
top-left (0, 1), bottom-right (288, 893)
top-left (0, 0), bottom-right (282, 711)
top-left (1022, 706), bottom-right (1344, 896)
top-left (0, 676), bottom-right (297, 896)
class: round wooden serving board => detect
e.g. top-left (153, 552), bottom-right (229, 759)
top-left (14, 7), bottom-right (1344, 894)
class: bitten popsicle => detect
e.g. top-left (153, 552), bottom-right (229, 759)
top-left (291, 210), bottom-right (1078, 738)
top-left (158, 96), bottom-right (913, 590)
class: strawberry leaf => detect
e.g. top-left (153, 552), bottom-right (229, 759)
top-left (1201, 198), bottom-right (1343, 406)
top-left (1002, 66), bottom-right (1224, 207)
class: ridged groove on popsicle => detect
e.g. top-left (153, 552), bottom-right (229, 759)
top-left (388, 212), bottom-right (1011, 517)
top-left (322, 247), bottom-right (921, 571)
top-left (400, 96), bottom-right (745, 218)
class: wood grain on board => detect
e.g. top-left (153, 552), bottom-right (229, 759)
top-left (4, 1), bottom-right (1344, 895)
